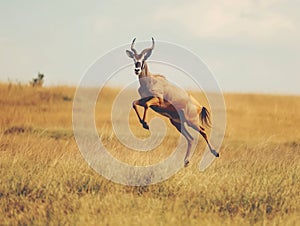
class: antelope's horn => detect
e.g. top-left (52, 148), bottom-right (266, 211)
top-left (131, 38), bottom-right (137, 54)
top-left (141, 37), bottom-right (155, 55)
top-left (150, 37), bottom-right (155, 50)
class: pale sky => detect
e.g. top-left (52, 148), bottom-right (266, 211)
top-left (0, 0), bottom-right (299, 94)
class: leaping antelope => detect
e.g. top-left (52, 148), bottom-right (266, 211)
top-left (126, 38), bottom-right (219, 167)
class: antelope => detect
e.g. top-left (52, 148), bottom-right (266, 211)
top-left (126, 38), bottom-right (219, 167)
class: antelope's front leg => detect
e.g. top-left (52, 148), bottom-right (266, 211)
top-left (141, 97), bottom-right (162, 129)
top-left (132, 97), bottom-right (152, 129)
top-left (132, 97), bottom-right (161, 130)
top-left (132, 99), bottom-right (144, 125)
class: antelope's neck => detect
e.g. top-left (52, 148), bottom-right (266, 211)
top-left (139, 62), bottom-right (151, 79)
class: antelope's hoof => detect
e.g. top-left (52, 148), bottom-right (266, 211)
top-left (212, 150), bottom-right (219, 157)
top-left (184, 160), bottom-right (189, 167)
top-left (142, 122), bottom-right (149, 130)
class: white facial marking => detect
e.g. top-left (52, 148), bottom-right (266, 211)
top-left (133, 55), bottom-right (145, 75)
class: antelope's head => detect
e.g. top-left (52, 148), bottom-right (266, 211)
top-left (126, 38), bottom-right (155, 76)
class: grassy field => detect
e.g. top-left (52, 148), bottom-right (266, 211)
top-left (0, 83), bottom-right (300, 226)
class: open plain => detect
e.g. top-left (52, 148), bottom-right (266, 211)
top-left (0, 83), bottom-right (299, 225)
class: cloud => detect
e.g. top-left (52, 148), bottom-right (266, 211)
top-left (153, 0), bottom-right (297, 40)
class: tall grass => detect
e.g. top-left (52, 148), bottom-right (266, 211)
top-left (0, 83), bottom-right (299, 225)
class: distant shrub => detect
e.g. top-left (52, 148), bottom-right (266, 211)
top-left (30, 73), bottom-right (44, 87)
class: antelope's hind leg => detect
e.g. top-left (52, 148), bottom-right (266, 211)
top-left (198, 128), bottom-right (219, 157)
top-left (170, 119), bottom-right (194, 167)
top-left (186, 119), bottom-right (219, 157)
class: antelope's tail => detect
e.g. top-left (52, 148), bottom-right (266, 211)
top-left (200, 106), bottom-right (211, 127)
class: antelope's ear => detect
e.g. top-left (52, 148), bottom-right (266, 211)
top-left (144, 49), bottom-right (152, 60)
top-left (126, 50), bottom-right (134, 58)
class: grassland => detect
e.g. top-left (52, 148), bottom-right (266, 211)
top-left (0, 83), bottom-right (299, 226)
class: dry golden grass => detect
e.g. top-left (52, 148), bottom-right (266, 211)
top-left (0, 83), bottom-right (300, 226)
